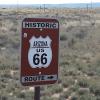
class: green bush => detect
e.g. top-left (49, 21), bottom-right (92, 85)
top-left (79, 94), bottom-right (96, 100)
top-left (96, 96), bottom-right (100, 100)
top-left (75, 29), bottom-right (87, 39)
top-left (71, 95), bottom-right (78, 100)
top-left (17, 92), bottom-right (26, 99)
top-left (60, 34), bottom-right (67, 41)
top-left (60, 91), bottom-right (69, 99)
top-left (47, 85), bottom-right (63, 94)
top-left (41, 96), bottom-right (54, 100)
top-left (62, 77), bottom-right (75, 88)
top-left (68, 38), bottom-right (76, 48)
top-left (1, 96), bottom-right (8, 100)
top-left (78, 88), bottom-right (89, 95)
top-left (90, 85), bottom-right (100, 96)
top-left (59, 95), bottom-right (66, 100)
top-left (78, 79), bottom-right (89, 88)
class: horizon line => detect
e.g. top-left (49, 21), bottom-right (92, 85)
top-left (0, 2), bottom-right (100, 5)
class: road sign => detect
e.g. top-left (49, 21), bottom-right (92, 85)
top-left (21, 18), bottom-right (59, 86)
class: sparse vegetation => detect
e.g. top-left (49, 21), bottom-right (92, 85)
top-left (60, 34), bottom-right (67, 41)
top-left (0, 7), bottom-right (100, 100)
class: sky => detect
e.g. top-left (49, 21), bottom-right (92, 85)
top-left (0, 0), bottom-right (100, 4)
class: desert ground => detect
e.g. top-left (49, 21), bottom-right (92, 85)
top-left (0, 7), bottom-right (100, 100)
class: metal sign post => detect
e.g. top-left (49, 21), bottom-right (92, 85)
top-left (34, 87), bottom-right (40, 100)
top-left (21, 18), bottom-right (59, 99)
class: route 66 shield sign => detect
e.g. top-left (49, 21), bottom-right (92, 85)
top-left (28, 36), bottom-right (52, 68)
top-left (21, 18), bottom-right (59, 86)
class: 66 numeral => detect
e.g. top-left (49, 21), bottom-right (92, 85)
top-left (33, 53), bottom-right (47, 65)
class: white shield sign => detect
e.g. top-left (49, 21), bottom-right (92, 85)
top-left (28, 36), bottom-right (52, 68)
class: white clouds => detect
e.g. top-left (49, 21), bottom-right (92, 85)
top-left (0, 0), bottom-right (100, 4)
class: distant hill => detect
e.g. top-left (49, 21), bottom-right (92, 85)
top-left (0, 3), bottom-right (100, 8)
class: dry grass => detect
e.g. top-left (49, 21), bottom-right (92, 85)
top-left (0, 7), bottom-right (100, 100)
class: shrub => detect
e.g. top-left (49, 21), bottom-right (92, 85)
top-left (78, 88), bottom-right (89, 95)
top-left (62, 77), bottom-right (75, 88)
top-left (60, 91), bottom-right (69, 99)
top-left (71, 95), bottom-right (78, 100)
top-left (52, 86), bottom-right (63, 93)
top-left (96, 96), bottom-right (100, 100)
top-left (1, 96), bottom-right (8, 100)
top-left (60, 34), bottom-right (67, 41)
top-left (41, 96), bottom-right (54, 100)
top-left (79, 94), bottom-right (96, 100)
top-left (17, 92), bottom-right (26, 99)
top-left (59, 95), bottom-right (66, 100)
top-left (78, 79), bottom-right (89, 88)
top-left (75, 29), bottom-right (87, 39)
top-left (68, 38), bottom-right (76, 48)
top-left (47, 85), bottom-right (63, 94)
top-left (90, 85), bottom-right (100, 96)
